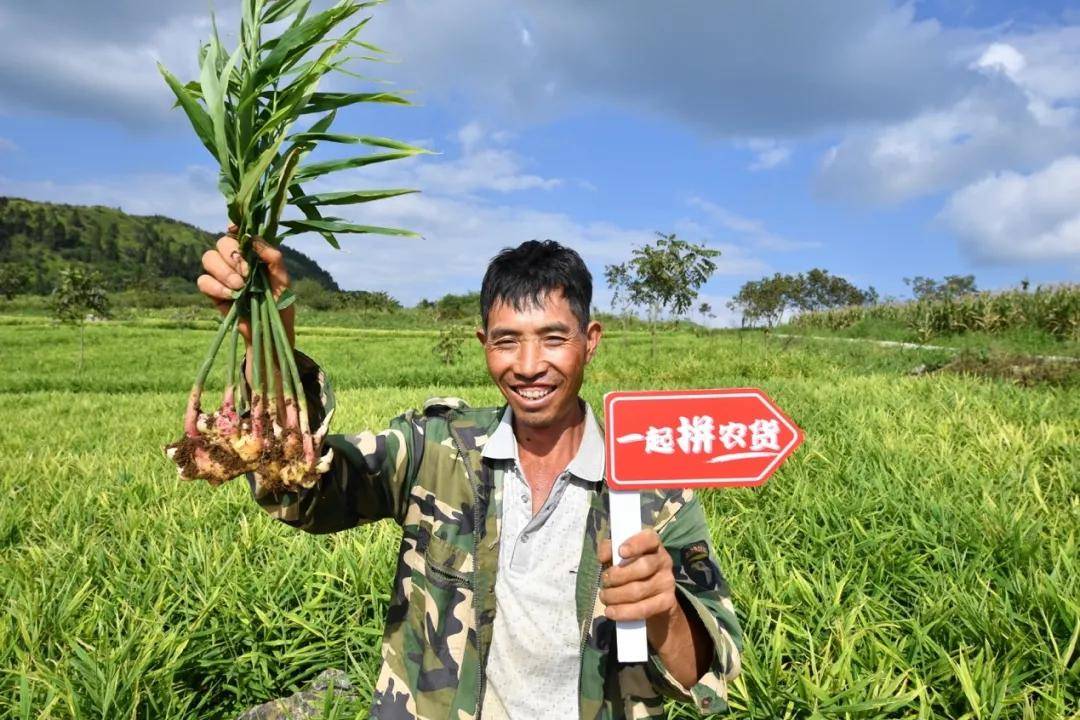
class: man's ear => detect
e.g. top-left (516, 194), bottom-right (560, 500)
top-left (585, 320), bottom-right (602, 363)
top-left (475, 327), bottom-right (487, 345)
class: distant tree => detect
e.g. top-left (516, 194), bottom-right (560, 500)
top-left (0, 263), bottom-right (29, 299)
top-left (605, 231), bottom-right (721, 356)
top-left (904, 274), bottom-right (977, 301)
top-left (698, 301), bottom-right (715, 323)
top-left (728, 273), bottom-right (801, 329)
top-left (52, 266), bottom-right (110, 371)
top-left (434, 291), bottom-right (482, 322)
top-left (293, 278), bottom-right (335, 311)
top-left (795, 268), bottom-right (877, 312)
top-left (337, 289), bottom-right (401, 312)
top-left (731, 269), bottom-right (877, 328)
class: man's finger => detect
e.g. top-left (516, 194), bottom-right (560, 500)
top-left (215, 235), bottom-right (248, 277)
top-left (197, 274), bottom-right (235, 302)
top-left (604, 553), bottom-right (665, 587)
top-left (600, 579), bottom-right (655, 607)
top-left (253, 237), bottom-right (284, 265)
top-left (605, 593), bottom-right (675, 622)
top-left (619, 528), bottom-right (661, 560)
top-left (253, 237), bottom-right (290, 293)
top-left (202, 250), bottom-right (245, 291)
top-left (597, 540), bottom-right (613, 566)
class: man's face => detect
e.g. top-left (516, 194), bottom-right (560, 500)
top-left (477, 289), bottom-right (602, 430)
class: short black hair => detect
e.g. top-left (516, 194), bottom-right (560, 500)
top-left (480, 240), bottom-right (592, 332)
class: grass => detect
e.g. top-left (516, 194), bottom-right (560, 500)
top-left (0, 318), bottom-right (1077, 719)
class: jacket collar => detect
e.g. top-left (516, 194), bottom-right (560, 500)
top-left (480, 398), bottom-right (605, 484)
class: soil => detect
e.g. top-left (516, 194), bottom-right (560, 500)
top-left (165, 403), bottom-right (319, 491)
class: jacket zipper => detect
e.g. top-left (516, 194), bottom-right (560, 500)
top-left (428, 562), bottom-right (471, 586)
top-left (450, 431), bottom-right (487, 720)
top-left (577, 556), bottom-right (603, 711)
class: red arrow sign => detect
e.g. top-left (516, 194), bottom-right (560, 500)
top-left (604, 388), bottom-right (803, 490)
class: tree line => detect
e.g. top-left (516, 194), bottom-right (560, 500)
top-left (0, 197), bottom-right (338, 297)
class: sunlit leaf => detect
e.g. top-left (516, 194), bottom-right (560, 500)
top-left (157, 64), bottom-right (217, 159)
top-left (291, 189), bottom-right (417, 206)
top-left (285, 132), bottom-right (430, 155)
top-left (300, 91), bottom-right (410, 114)
top-left (293, 152), bottom-right (415, 182)
top-left (280, 218), bottom-right (421, 238)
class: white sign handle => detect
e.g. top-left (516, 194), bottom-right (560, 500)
top-left (609, 489), bottom-right (647, 662)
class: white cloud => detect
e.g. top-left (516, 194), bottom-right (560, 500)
top-left (740, 139), bottom-right (792, 171)
top-left (939, 156), bottom-right (1080, 264)
top-left (817, 26), bottom-right (1080, 205)
top-left (322, 120), bottom-right (562, 198)
top-left (0, 8), bottom-right (215, 126)
top-left (360, 0), bottom-right (963, 136)
top-left (686, 197), bottom-right (819, 252)
top-left (1, 0), bottom-right (964, 138)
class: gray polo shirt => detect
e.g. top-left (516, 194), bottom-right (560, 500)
top-left (479, 400), bottom-right (606, 720)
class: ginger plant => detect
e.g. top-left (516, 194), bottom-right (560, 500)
top-left (161, 0), bottom-right (424, 489)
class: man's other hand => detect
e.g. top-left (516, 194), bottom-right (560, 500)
top-left (598, 529), bottom-right (677, 623)
top-left (599, 528), bottom-right (712, 686)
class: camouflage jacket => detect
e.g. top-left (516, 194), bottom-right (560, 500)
top-left (249, 357), bottom-right (743, 719)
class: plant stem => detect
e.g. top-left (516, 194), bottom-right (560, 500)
top-left (238, 359), bottom-right (250, 415)
top-left (250, 292), bottom-right (264, 401)
top-left (266, 287), bottom-right (297, 407)
top-left (184, 301), bottom-right (240, 437)
top-left (265, 284), bottom-right (309, 437)
top-left (259, 287), bottom-right (278, 422)
top-left (264, 280), bottom-right (316, 467)
top-left (225, 310), bottom-right (240, 405)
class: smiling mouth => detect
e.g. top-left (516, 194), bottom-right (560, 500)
top-left (512, 385), bottom-right (557, 401)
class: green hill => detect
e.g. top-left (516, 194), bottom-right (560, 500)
top-left (0, 196), bottom-right (339, 293)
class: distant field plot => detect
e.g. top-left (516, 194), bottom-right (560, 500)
top-left (0, 321), bottom-right (1076, 719)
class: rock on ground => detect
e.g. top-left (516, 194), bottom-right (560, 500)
top-left (237, 669), bottom-right (355, 720)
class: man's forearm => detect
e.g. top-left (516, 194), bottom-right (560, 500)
top-left (646, 593), bottom-right (713, 689)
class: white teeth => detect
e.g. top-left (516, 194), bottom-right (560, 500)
top-left (518, 387), bottom-right (553, 400)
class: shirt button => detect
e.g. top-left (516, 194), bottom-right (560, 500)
top-left (521, 534), bottom-right (529, 543)
top-left (521, 493), bottom-right (528, 503)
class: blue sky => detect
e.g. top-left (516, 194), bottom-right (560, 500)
top-left (1, 0), bottom-right (1078, 324)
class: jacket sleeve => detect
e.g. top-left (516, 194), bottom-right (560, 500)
top-left (645, 491), bottom-right (743, 715)
top-left (246, 351), bottom-right (425, 534)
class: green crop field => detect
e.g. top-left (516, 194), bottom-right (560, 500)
top-left (0, 316), bottom-right (1076, 719)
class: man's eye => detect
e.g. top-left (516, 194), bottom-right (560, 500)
top-left (544, 336), bottom-right (567, 345)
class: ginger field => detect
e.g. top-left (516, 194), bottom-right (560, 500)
top-left (0, 316), bottom-right (1077, 719)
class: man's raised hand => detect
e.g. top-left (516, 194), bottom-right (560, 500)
top-left (196, 225), bottom-right (294, 346)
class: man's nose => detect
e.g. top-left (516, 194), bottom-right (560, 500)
top-left (514, 338), bottom-right (545, 378)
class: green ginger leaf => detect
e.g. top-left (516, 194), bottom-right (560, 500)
top-left (280, 217), bottom-right (420, 239)
top-left (293, 151), bottom-right (415, 182)
top-left (157, 64), bottom-right (217, 158)
top-left (291, 189), bottom-right (417, 205)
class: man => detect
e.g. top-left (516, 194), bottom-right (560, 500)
top-left (197, 236), bottom-right (742, 719)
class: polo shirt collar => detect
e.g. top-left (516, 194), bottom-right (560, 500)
top-left (481, 398), bottom-right (605, 484)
